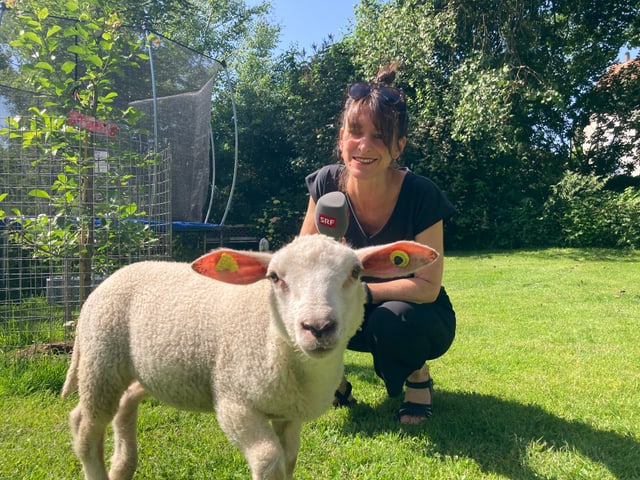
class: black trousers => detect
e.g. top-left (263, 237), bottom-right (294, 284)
top-left (347, 286), bottom-right (456, 397)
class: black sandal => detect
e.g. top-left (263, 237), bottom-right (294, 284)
top-left (398, 378), bottom-right (434, 420)
top-left (333, 380), bottom-right (357, 407)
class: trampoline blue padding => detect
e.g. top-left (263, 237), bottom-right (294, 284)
top-left (171, 222), bottom-right (222, 232)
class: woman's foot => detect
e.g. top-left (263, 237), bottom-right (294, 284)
top-left (333, 377), bottom-right (357, 407)
top-left (399, 364), bottom-right (433, 425)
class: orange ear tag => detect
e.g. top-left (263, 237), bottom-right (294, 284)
top-left (389, 250), bottom-right (410, 268)
top-left (215, 253), bottom-right (239, 273)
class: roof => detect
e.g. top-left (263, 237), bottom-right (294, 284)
top-left (598, 55), bottom-right (640, 89)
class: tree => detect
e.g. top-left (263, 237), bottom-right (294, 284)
top-left (204, 10), bottom-right (357, 247)
top-left (2, 0), bottom-right (159, 305)
top-left (576, 57), bottom-right (640, 176)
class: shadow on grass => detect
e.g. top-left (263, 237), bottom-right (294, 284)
top-left (341, 387), bottom-right (639, 479)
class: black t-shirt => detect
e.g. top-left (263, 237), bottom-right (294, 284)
top-left (305, 164), bottom-right (455, 249)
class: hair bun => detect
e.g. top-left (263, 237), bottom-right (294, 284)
top-left (374, 61), bottom-right (401, 86)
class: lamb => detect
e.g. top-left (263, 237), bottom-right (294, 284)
top-left (61, 234), bottom-right (439, 480)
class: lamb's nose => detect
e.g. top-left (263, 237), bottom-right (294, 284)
top-left (302, 319), bottom-right (336, 339)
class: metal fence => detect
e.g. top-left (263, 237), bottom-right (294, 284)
top-left (0, 120), bottom-right (172, 354)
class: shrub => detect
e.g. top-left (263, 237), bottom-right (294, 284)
top-left (255, 195), bottom-right (305, 250)
top-left (542, 171), bottom-right (640, 248)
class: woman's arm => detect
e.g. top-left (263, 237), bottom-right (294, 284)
top-left (299, 197), bottom-right (319, 235)
top-left (366, 221), bottom-right (445, 304)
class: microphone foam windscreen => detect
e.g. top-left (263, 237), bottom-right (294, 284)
top-left (315, 191), bottom-right (349, 241)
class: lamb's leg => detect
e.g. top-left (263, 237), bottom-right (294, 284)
top-left (215, 398), bottom-right (286, 480)
top-left (109, 381), bottom-right (148, 480)
top-left (272, 420), bottom-right (301, 480)
top-left (69, 402), bottom-right (112, 480)
top-left (69, 354), bottom-right (131, 480)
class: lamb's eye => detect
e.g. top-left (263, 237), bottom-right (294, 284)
top-left (351, 266), bottom-right (361, 279)
top-left (267, 271), bottom-right (279, 282)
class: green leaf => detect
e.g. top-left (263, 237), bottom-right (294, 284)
top-left (37, 8), bottom-right (49, 21)
top-left (125, 203), bottom-right (138, 215)
top-left (46, 25), bottom-right (62, 38)
top-left (86, 55), bottom-right (104, 68)
top-left (21, 31), bottom-right (43, 46)
top-left (28, 189), bottom-right (51, 200)
top-left (98, 92), bottom-right (118, 103)
top-left (67, 45), bottom-right (86, 55)
top-left (99, 40), bottom-right (114, 51)
top-left (39, 79), bottom-right (54, 90)
top-left (64, 0), bottom-right (79, 12)
top-left (35, 62), bottom-right (54, 73)
top-left (63, 26), bottom-right (78, 38)
top-left (61, 61), bottom-right (76, 74)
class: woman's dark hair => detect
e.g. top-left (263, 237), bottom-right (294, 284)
top-left (336, 63), bottom-right (409, 162)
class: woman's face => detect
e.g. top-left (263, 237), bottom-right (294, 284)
top-left (339, 111), bottom-right (405, 179)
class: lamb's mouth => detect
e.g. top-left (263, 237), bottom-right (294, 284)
top-left (302, 341), bottom-right (337, 358)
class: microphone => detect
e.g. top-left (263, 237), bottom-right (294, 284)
top-left (314, 191), bottom-right (348, 241)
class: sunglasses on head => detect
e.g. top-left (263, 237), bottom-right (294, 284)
top-left (347, 82), bottom-right (405, 105)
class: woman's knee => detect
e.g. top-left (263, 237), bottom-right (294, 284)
top-left (370, 300), bottom-right (455, 360)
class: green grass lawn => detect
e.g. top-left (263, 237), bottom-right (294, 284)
top-left (1, 248), bottom-right (639, 479)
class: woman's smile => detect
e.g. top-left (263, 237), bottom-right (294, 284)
top-left (353, 156), bottom-right (376, 165)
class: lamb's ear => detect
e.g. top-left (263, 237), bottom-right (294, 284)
top-left (191, 250), bottom-right (272, 285)
top-left (357, 241), bottom-right (439, 278)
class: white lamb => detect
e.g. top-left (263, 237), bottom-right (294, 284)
top-left (61, 234), bottom-right (438, 480)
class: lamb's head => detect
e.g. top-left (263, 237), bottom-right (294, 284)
top-left (191, 235), bottom-right (439, 358)
top-left (266, 235), bottom-right (365, 356)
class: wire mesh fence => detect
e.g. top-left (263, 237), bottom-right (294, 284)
top-left (0, 119), bottom-right (172, 355)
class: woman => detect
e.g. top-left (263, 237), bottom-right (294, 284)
top-left (299, 64), bottom-right (456, 425)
